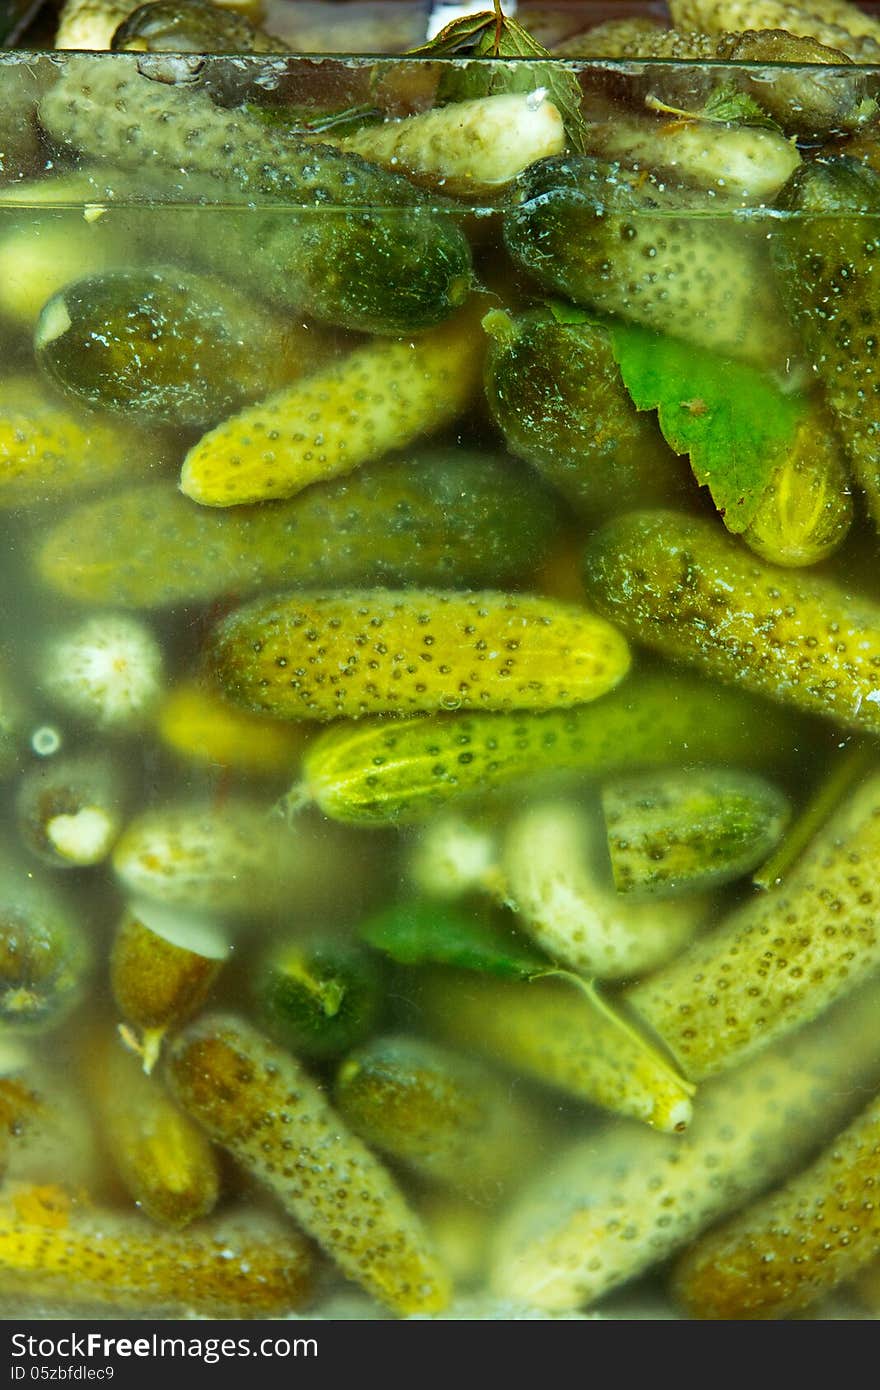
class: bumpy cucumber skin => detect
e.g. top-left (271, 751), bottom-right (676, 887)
top-left (334, 1034), bottom-right (538, 1195)
top-left (584, 509), bottom-right (880, 735)
top-left (0, 377), bottom-right (163, 510)
top-left (0, 1186), bottom-right (313, 1316)
top-left (180, 301), bottom-right (485, 507)
top-left (0, 871), bottom-right (89, 1033)
top-left (625, 771), bottom-right (880, 1082)
top-left (34, 269), bottom-right (324, 428)
top-left (669, 0), bottom-right (880, 61)
top-left (38, 453), bottom-right (560, 609)
top-left (111, 0), bottom-right (286, 52)
top-left (38, 59), bottom-right (472, 334)
top-left (674, 1089), bottom-right (880, 1318)
top-left (490, 976), bottom-right (880, 1310)
top-left (602, 768), bottom-right (791, 896)
top-left (207, 589), bottom-right (631, 721)
top-left (483, 308), bottom-right (684, 518)
top-left (301, 673), bottom-right (797, 826)
top-left (772, 158), bottom-right (880, 528)
top-left (111, 911), bottom-right (223, 1035)
top-left (165, 1014), bottom-right (451, 1315)
top-left (503, 156), bottom-right (797, 371)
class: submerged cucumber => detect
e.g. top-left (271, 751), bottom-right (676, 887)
top-left (38, 452), bottom-right (560, 608)
top-left (207, 589), bottom-right (630, 721)
top-left (299, 673), bottom-right (798, 826)
top-left (39, 58), bottom-right (473, 334)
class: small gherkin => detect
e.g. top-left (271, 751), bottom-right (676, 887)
top-left (38, 452), bottom-right (560, 609)
top-left (39, 58), bottom-right (473, 335)
top-left (482, 307), bottom-right (686, 519)
top-left (207, 588), bottom-right (631, 721)
top-left (34, 268), bottom-right (329, 428)
top-left (772, 157), bottom-right (880, 530)
top-left (111, 0), bottom-right (287, 52)
top-left (503, 155), bottom-right (798, 372)
top-left (583, 509), bottom-right (880, 736)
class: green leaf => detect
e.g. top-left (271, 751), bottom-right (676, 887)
top-left (417, 7), bottom-right (587, 153)
top-left (360, 901), bottom-right (550, 980)
top-left (608, 324), bottom-right (805, 532)
top-left (645, 83), bottom-right (782, 133)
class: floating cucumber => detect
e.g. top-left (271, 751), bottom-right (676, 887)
top-left (490, 973), bottom-right (880, 1309)
top-left (325, 91), bottom-right (565, 198)
top-left (674, 1088), bottom-right (880, 1318)
top-left (39, 613), bottom-right (164, 734)
top-left (165, 1013), bottom-right (451, 1315)
top-left (583, 510), bottom-right (880, 736)
top-left (0, 376), bottom-right (164, 510)
top-left (578, 113), bottom-right (800, 205)
top-left (111, 0), bottom-right (286, 51)
top-left (39, 58), bottom-right (473, 335)
top-left (503, 155), bottom-right (797, 371)
top-left (298, 673), bottom-right (798, 826)
top-left (601, 767), bottom-right (791, 896)
top-left (34, 268), bottom-right (330, 428)
top-left (624, 770), bottom-right (880, 1082)
top-left (483, 307), bottom-right (684, 519)
top-left (180, 301), bottom-right (485, 507)
top-left (0, 1185), bottom-right (313, 1316)
top-left (419, 971), bottom-right (694, 1134)
top-left (772, 158), bottom-right (880, 530)
top-left (500, 799), bottom-right (707, 978)
top-left (84, 1031), bottom-right (220, 1229)
top-left (38, 452), bottom-right (560, 609)
top-left (254, 937), bottom-right (383, 1060)
top-left (335, 1034), bottom-right (542, 1198)
top-left (207, 589), bottom-right (631, 722)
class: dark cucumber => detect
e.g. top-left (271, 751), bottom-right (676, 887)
top-left (38, 57), bottom-right (473, 334)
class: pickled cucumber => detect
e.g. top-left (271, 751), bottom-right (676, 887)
top-left (34, 268), bottom-right (329, 428)
top-left (299, 673), bottom-right (798, 826)
top-left (208, 588), bottom-right (630, 722)
top-left (84, 1031), bottom-right (221, 1228)
top-left (674, 1089), bottom-right (880, 1318)
top-left (39, 58), bottom-right (473, 335)
top-left (624, 770), bottom-right (880, 1081)
top-left (38, 452), bottom-right (561, 608)
top-left (491, 974), bottom-right (880, 1309)
top-left (0, 1184), bottom-right (313, 1316)
top-left (180, 301), bottom-right (485, 506)
top-left (111, 0), bottom-right (286, 52)
top-left (39, 613), bottom-right (164, 734)
top-left (254, 937), bottom-right (383, 1059)
top-left (601, 767), bottom-right (791, 896)
top-left (335, 1034), bottom-right (541, 1198)
top-left (742, 407), bottom-right (853, 567)
top-left (0, 866), bottom-right (89, 1033)
top-left (668, 0), bottom-right (880, 60)
top-left (501, 799), bottom-right (708, 978)
top-left (772, 158), bottom-right (880, 529)
top-left (483, 307), bottom-right (685, 519)
top-left (419, 971), bottom-right (695, 1134)
top-left (166, 1013), bottom-right (451, 1315)
top-left (111, 906), bottom-right (227, 1072)
top-left (158, 680), bottom-right (309, 778)
top-left (16, 753), bottom-right (127, 869)
top-left (0, 377), bottom-right (164, 509)
top-left (584, 510), bottom-right (880, 735)
top-left (504, 156), bottom-right (797, 371)
top-left (326, 91), bottom-right (565, 198)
